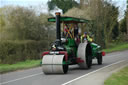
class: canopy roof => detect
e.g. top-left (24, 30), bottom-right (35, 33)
top-left (48, 16), bottom-right (90, 23)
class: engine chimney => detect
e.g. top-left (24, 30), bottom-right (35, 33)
top-left (55, 12), bottom-right (61, 45)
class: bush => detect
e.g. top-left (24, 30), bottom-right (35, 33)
top-left (0, 40), bottom-right (48, 64)
top-left (115, 33), bottom-right (128, 42)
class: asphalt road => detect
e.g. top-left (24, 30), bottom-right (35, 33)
top-left (0, 50), bottom-right (128, 85)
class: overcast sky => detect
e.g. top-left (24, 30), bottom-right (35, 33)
top-left (0, 0), bottom-right (127, 19)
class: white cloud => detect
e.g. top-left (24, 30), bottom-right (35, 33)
top-left (111, 0), bottom-right (127, 20)
top-left (0, 0), bottom-right (48, 7)
top-left (0, 0), bottom-right (49, 13)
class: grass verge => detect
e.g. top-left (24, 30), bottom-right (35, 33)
top-left (0, 60), bottom-right (41, 74)
top-left (103, 42), bottom-right (128, 53)
top-left (104, 66), bottom-right (128, 85)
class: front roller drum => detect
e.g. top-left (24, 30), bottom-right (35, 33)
top-left (42, 55), bottom-right (68, 74)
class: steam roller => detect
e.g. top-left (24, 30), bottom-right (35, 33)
top-left (42, 12), bottom-right (105, 74)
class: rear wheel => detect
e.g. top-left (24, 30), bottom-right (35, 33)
top-left (77, 42), bottom-right (92, 69)
top-left (86, 43), bottom-right (92, 68)
top-left (97, 53), bottom-right (102, 65)
top-left (86, 55), bottom-right (92, 68)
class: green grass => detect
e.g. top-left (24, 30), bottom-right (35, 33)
top-left (103, 42), bottom-right (128, 53)
top-left (104, 66), bottom-right (128, 85)
top-left (0, 60), bottom-right (41, 74)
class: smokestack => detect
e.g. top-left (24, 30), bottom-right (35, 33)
top-left (55, 12), bottom-right (61, 45)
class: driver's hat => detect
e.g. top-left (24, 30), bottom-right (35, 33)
top-left (84, 32), bottom-right (87, 34)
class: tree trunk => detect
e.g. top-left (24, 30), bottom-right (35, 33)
top-left (80, 0), bottom-right (84, 8)
top-left (127, 12), bottom-right (128, 40)
top-left (126, 1), bottom-right (128, 40)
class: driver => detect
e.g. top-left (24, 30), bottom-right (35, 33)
top-left (81, 32), bottom-right (93, 43)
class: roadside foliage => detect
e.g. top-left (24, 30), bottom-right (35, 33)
top-left (0, 6), bottom-right (55, 64)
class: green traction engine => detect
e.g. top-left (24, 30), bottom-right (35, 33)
top-left (42, 12), bottom-right (105, 74)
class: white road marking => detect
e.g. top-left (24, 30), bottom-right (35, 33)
top-left (0, 72), bottom-right (43, 85)
top-left (106, 53), bottom-right (122, 58)
top-left (62, 60), bottom-right (125, 85)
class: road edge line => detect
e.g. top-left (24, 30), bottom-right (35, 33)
top-left (0, 72), bottom-right (43, 85)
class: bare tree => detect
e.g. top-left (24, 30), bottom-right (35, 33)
top-left (126, 0), bottom-right (128, 40)
top-left (88, 0), bottom-right (119, 48)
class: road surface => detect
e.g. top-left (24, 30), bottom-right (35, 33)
top-left (0, 50), bottom-right (128, 85)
